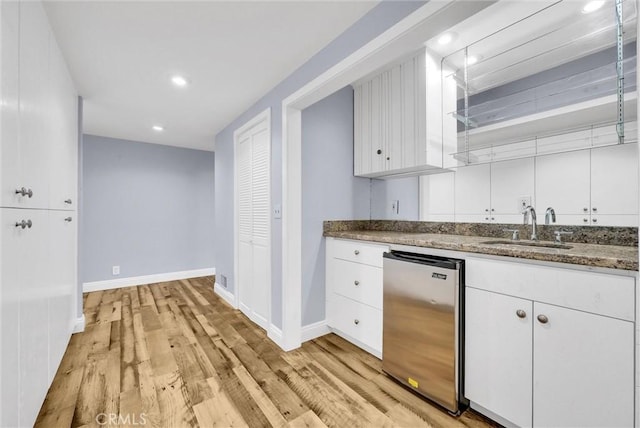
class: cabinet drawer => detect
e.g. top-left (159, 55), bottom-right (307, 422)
top-left (466, 257), bottom-right (635, 321)
top-left (329, 293), bottom-right (382, 353)
top-left (330, 238), bottom-right (388, 267)
top-left (332, 259), bottom-right (382, 309)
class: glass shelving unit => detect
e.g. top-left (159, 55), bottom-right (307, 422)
top-left (444, 0), bottom-right (638, 165)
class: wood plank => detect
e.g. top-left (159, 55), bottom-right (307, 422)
top-left (233, 365), bottom-right (288, 428)
top-left (154, 370), bottom-right (198, 427)
top-left (232, 343), bottom-right (308, 421)
top-left (287, 410), bottom-right (329, 428)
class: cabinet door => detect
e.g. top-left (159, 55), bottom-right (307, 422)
top-left (420, 172), bottom-right (454, 220)
top-left (353, 85), bottom-right (363, 176)
top-left (47, 39), bottom-right (78, 211)
top-left (491, 157), bottom-right (534, 215)
top-left (401, 55), bottom-right (423, 169)
top-left (536, 150), bottom-right (590, 218)
top-left (13, 209), bottom-right (49, 426)
top-left (591, 143), bottom-right (638, 217)
top-left (1, 0), bottom-right (21, 208)
top-left (454, 164), bottom-right (491, 218)
top-left (387, 67), bottom-right (402, 171)
top-left (369, 76), bottom-right (386, 174)
top-left (533, 303), bottom-right (634, 428)
top-left (47, 211), bottom-right (75, 383)
top-left (18, 1), bottom-right (51, 209)
top-left (465, 287), bottom-right (533, 428)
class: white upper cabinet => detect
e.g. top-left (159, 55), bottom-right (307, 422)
top-left (590, 143), bottom-right (639, 220)
top-left (353, 49), bottom-right (454, 178)
top-left (536, 144), bottom-right (639, 226)
top-left (48, 38), bottom-right (78, 211)
top-left (1, 1), bottom-right (77, 211)
top-left (490, 157), bottom-right (534, 223)
top-left (1, 1), bottom-right (21, 208)
top-left (17, 1), bottom-right (51, 209)
top-left (535, 150), bottom-right (591, 222)
top-left (454, 163), bottom-right (490, 221)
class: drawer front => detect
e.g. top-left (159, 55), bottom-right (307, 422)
top-left (330, 238), bottom-right (388, 267)
top-left (329, 293), bottom-right (382, 353)
top-left (332, 259), bottom-right (383, 309)
top-left (466, 257), bottom-right (635, 321)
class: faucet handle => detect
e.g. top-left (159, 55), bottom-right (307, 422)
top-left (554, 230), bottom-right (573, 244)
top-left (503, 229), bottom-right (520, 241)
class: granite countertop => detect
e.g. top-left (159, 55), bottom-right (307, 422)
top-left (324, 229), bottom-right (639, 271)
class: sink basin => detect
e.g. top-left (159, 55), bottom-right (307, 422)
top-left (480, 240), bottom-right (573, 250)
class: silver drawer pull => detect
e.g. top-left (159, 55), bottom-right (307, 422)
top-left (15, 219), bottom-right (32, 229)
top-left (354, 250), bottom-right (360, 255)
top-left (516, 309), bottom-right (526, 319)
top-left (64, 217), bottom-right (72, 222)
top-left (15, 187), bottom-right (33, 198)
top-left (537, 314), bottom-right (549, 324)
top-left (354, 280), bottom-right (360, 286)
top-left (64, 199), bottom-right (72, 204)
top-left (354, 319), bottom-right (360, 325)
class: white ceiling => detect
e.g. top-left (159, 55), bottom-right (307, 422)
top-left (43, 1), bottom-right (378, 151)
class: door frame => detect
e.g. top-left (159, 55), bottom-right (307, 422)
top-left (233, 108), bottom-right (272, 330)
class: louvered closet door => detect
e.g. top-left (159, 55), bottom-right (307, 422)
top-left (237, 119), bottom-right (270, 330)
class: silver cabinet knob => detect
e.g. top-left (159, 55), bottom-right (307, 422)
top-left (592, 207), bottom-right (597, 212)
top-left (583, 218), bottom-right (589, 223)
top-left (354, 319), bottom-right (360, 325)
top-left (354, 280), bottom-right (360, 286)
top-left (354, 250), bottom-right (360, 255)
top-left (64, 199), bottom-right (72, 205)
top-left (592, 218), bottom-right (598, 223)
top-left (15, 187), bottom-right (33, 198)
top-left (485, 208), bottom-right (489, 212)
top-left (15, 219), bottom-right (32, 229)
top-left (537, 314), bottom-right (549, 324)
top-left (64, 217), bottom-right (72, 222)
top-left (583, 207), bottom-right (589, 213)
top-left (516, 309), bottom-right (526, 319)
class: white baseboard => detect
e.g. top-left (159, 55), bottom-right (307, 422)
top-left (72, 314), bottom-right (86, 333)
top-left (268, 324), bottom-right (285, 349)
top-left (83, 268), bottom-right (216, 293)
top-left (214, 282), bottom-right (237, 308)
top-left (301, 320), bottom-right (330, 342)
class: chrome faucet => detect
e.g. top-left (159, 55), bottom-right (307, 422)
top-left (522, 205), bottom-right (538, 241)
top-left (545, 207), bottom-right (556, 225)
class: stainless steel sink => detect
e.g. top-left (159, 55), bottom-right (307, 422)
top-left (480, 240), bottom-right (573, 250)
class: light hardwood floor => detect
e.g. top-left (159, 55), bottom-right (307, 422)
top-left (35, 277), bottom-right (496, 428)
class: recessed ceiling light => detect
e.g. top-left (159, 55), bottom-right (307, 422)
top-left (152, 125), bottom-right (164, 132)
top-left (582, 0), bottom-right (605, 13)
top-left (437, 33), bottom-right (455, 45)
top-left (171, 75), bottom-right (189, 87)
top-left (467, 55), bottom-right (480, 65)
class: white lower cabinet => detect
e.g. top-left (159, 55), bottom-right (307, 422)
top-left (533, 303), bottom-right (634, 428)
top-left (465, 258), bottom-right (635, 427)
top-left (465, 288), bottom-right (533, 427)
top-left (326, 238), bottom-right (387, 357)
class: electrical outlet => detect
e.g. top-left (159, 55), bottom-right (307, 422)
top-left (391, 200), bottom-right (400, 215)
top-left (112, 265), bottom-right (120, 276)
top-left (517, 196), bottom-right (532, 212)
top-left (273, 204), bottom-right (282, 219)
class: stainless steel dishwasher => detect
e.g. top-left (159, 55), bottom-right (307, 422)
top-left (382, 251), bottom-right (465, 414)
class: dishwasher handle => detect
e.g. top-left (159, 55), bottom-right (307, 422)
top-left (383, 251), bottom-right (461, 270)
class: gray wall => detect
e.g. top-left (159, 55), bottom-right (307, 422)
top-left (215, 1), bottom-right (425, 329)
top-left (82, 135), bottom-right (215, 282)
top-left (371, 177), bottom-right (420, 220)
top-left (301, 86), bottom-right (370, 325)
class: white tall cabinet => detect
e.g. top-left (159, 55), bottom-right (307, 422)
top-left (0, 1), bottom-right (78, 426)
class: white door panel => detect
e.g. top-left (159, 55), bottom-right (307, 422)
top-left (236, 112), bottom-right (270, 331)
top-left (591, 143), bottom-right (638, 215)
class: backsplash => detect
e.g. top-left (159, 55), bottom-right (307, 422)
top-left (324, 220), bottom-right (639, 247)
